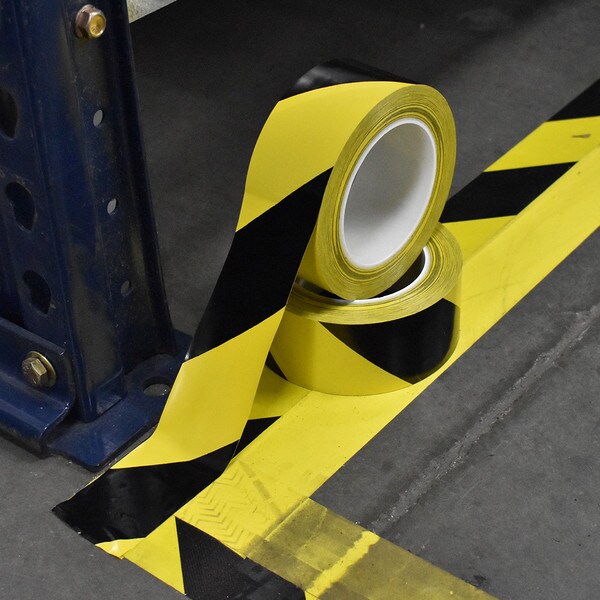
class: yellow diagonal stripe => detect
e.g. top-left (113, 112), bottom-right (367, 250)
top-left (486, 116), bottom-right (600, 171)
top-left (126, 516), bottom-right (185, 594)
top-left (237, 81), bottom-right (410, 230)
top-left (116, 309), bottom-right (285, 469)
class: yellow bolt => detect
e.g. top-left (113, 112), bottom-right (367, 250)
top-left (21, 352), bottom-right (57, 389)
top-left (75, 5), bottom-right (107, 39)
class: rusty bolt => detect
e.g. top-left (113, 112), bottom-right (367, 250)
top-left (21, 352), bottom-right (57, 389)
top-left (75, 5), bottom-right (107, 39)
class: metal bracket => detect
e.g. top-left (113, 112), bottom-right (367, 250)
top-left (0, 0), bottom-right (186, 469)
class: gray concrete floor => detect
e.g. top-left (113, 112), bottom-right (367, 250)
top-left (1, 1), bottom-right (599, 598)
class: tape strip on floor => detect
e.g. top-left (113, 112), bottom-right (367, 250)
top-left (53, 73), bottom-right (600, 594)
top-left (441, 79), bottom-right (600, 259)
top-left (118, 83), bottom-right (600, 596)
top-left (126, 472), bottom-right (492, 599)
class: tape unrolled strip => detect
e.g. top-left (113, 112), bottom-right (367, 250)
top-left (242, 79), bottom-right (456, 299)
top-left (272, 224), bottom-right (462, 395)
top-left (54, 63), bottom-right (459, 554)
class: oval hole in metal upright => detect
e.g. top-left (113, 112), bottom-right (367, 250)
top-left (6, 182), bottom-right (35, 230)
top-left (0, 87), bottom-right (18, 139)
top-left (23, 270), bottom-right (52, 314)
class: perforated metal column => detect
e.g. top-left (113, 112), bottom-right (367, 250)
top-left (0, 0), bottom-right (185, 469)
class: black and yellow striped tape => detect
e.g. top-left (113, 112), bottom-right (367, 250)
top-left (114, 79), bottom-right (600, 598)
top-left (271, 224), bottom-right (462, 395)
top-left (441, 79), bottom-right (600, 260)
top-left (54, 72), bottom-right (600, 598)
top-left (125, 478), bottom-right (492, 599)
top-left (54, 62), bottom-right (458, 553)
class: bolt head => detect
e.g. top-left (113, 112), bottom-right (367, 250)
top-left (21, 353), bottom-right (57, 388)
top-left (75, 5), bottom-right (107, 39)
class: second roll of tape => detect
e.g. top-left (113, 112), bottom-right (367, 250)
top-left (272, 224), bottom-right (461, 395)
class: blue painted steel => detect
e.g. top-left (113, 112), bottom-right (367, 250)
top-left (0, 0), bottom-right (185, 469)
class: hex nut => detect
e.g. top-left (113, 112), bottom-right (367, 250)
top-left (21, 352), bottom-right (57, 389)
top-left (75, 5), bottom-right (107, 39)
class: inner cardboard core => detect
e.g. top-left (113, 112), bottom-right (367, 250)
top-left (340, 117), bottom-right (437, 269)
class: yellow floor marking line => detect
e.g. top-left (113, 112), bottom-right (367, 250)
top-left (486, 115), bottom-right (600, 171)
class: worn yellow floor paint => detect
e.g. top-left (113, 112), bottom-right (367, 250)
top-left (249, 499), bottom-right (493, 599)
top-left (131, 479), bottom-right (493, 598)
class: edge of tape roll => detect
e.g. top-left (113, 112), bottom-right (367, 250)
top-left (298, 83), bottom-right (456, 299)
top-left (272, 224), bottom-right (462, 395)
top-left (290, 223), bottom-right (461, 324)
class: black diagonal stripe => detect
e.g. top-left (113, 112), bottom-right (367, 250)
top-left (236, 416), bottom-right (279, 455)
top-left (177, 518), bottom-right (304, 600)
top-left (324, 299), bottom-right (458, 384)
top-left (549, 79), bottom-right (600, 121)
top-left (441, 163), bottom-right (574, 223)
top-left (188, 170), bottom-right (331, 358)
top-left (53, 443), bottom-right (236, 544)
top-left (265, 352), bottom-right (287, 380)
top-left (283, 59), bottom-right (415, 99)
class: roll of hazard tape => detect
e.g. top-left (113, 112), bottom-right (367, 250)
top-left (233, 61), bottom-right (455, 301)
top-left (271, 224), bottom-right (461, 395)
top-left (55, 61), bottom-right (459, 553)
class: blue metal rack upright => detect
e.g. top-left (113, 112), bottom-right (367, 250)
top-left (0, 0), bottom-right (186, 469)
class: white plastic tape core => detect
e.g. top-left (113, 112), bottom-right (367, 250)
top-left (340, 117), bottom-right (437, 269)
top-left (296, 245), bottom-right (432, 308)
